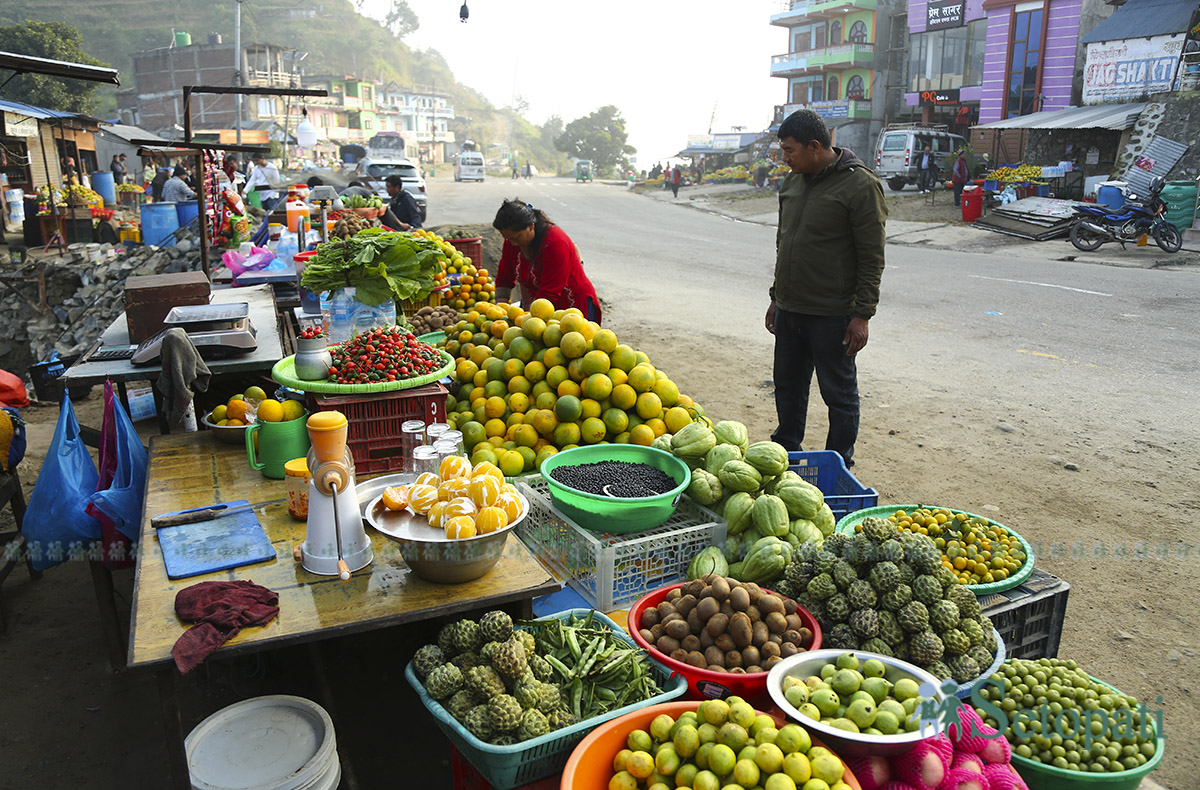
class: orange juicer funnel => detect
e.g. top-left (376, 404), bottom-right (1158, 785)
top-left (307, 411), bottom-right (348, 463)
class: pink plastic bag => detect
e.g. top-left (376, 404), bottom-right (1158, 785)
top-left (222, 246), bottom-right (276, 283)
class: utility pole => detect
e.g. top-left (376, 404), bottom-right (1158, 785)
top-left (234, 0), bottom-right (243, 144)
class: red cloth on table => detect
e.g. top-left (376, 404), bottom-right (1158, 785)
top-left (171, 580), bottom-right (279, 674)
top-left (495, 224), bottom-right (602, 322)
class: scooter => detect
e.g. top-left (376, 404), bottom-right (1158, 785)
top-left (1069, 176), bottom-right (1182, 253)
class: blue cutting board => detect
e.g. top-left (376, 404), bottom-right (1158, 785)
top-left (156, 500), bottom-right (277, 580)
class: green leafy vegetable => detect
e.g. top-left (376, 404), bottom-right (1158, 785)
top-left (300, 228), bottom-right (443, 306)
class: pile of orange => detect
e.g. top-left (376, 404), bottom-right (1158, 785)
top-left (431, 298), bottom-right (707, 475)
top-left (400, 458), bottom-right (524, 540)
top-left (411, 229), bottom-right (495, 311)
top-left (210, 385), bottom-right (304, 426)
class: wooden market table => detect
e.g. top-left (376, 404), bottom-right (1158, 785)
top-left (129, 431), bottom-right (559, 789)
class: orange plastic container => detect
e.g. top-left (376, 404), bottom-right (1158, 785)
top-left (627, 582), bottom-right (822, 707)
top-left (560, 701), bottom-right (861, 790)
top-left (307, 410), bottom-right (348, 462)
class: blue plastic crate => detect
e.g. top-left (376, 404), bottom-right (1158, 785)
top-left (984, 179), bottom-right (999, 191)
top-left (1036, 184), bottom-right (1050, 197)
top-left (786, 450), bottom-right (878, 521)
top-left (405, 608), bottom-right (687, 790)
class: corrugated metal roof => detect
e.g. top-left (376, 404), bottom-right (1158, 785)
top-left (974, 102), bottom-right (1147, 130)
top-left (1123, 135), bottom-right (1190, 195)
top-left (97, 122), bottom-right (171, 144)
top-left (1081, 0), bottom-right (1195, 44)
top-left (0, 97), bottom-right (75, 120)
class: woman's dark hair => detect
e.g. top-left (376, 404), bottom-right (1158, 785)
top-left (306, 175), bottom-right (324, 188)
top-left (493, 198), bottom-right (554, 260)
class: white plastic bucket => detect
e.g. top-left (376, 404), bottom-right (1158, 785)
top-left (185, 695), bottom-right (339, 790)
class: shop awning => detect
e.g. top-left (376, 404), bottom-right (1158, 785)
top-left (974, 103), bottom-right (1147, 131)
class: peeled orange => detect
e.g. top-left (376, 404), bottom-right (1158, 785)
top-left (381, 485), bottom-right (410, 511)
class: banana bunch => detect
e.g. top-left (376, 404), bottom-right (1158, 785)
top-left (342, 194), bottom-right (384, 210)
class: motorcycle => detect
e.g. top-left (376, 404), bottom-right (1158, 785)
top-left (1069, 177), bottom-right (1182, 253)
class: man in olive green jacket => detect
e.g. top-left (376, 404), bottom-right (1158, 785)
top-left (765, 109), bottom-right (887, 466)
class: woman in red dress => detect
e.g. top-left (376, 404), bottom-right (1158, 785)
top-left (492, 199), bottom-right (602, 323)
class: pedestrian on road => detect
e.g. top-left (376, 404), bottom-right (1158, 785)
top-left (765, 109), bottom-right (887, 467)
top-left (162, 164), bottom-right (196, 203)
top-left (110, 154), bottom-right (127, 185)
top-left (512, 163), bottom-right (519, 179)
top-left (492, 198), bottom-right (601, 323)
top-left (918, 144), bottom-right (936, 193)
top-left (668, 165), bottom-right (681, 198)
top-left (243, 153), bottom-right (282, 210)
top-left (381, 175), bottom-right (422, 231)
top-left (951, 149), bottom-right (969, 207)
top-left (142, 158), bottom-right (157, 194)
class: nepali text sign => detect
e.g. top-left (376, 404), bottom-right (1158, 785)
top-left (927, 0), bottom-right (965, 30)
top-left (3, 112), bottom-right (37, 138)
top-left (809, 100), bottom-right (850, 119)
top-left (712, 134), bottom-right (742, 150)
top-left (1083, 35), bottom-right (1183, 103)
top-left (686, 134), bottom-right (714, 150)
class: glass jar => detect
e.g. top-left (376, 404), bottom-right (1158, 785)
top-left (441, 429), bottom-right (465, 455)
top-left (284, 457), bottom-right (311, 520)
top-left (433, 439), bottom-right (463, 463)
top-left (413, 445), bottom-right (440, 477)
top-left (401, 420), bottom-right (426, 472)
top-left (425, 422), bottom-right (451, 444)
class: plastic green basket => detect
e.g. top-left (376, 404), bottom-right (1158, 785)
top-left (403, 608), bottom-right (686, 790)
top-left (417, 330), bottom-right (446, 346)
top-left (836, 505), bottom-right (1036, 595)
top-left (537, 445), bottom-right (691, 534)
top-left (270, 349), bottom-right (454, 394)
top-left (1009, 676), bottom-right (1164, 790)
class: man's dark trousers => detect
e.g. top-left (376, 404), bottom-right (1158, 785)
top-left (771, 309), bottom-right (859, 465)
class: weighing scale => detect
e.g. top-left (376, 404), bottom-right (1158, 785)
top-left (89, 303), bottom-right (259, 365)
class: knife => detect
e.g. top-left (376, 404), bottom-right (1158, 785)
top-left (152, 498), bottom-right (288, 529)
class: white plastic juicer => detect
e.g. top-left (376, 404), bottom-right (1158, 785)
top-left (301, 410), bottom-right (372, 579)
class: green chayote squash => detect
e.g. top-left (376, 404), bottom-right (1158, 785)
top-left (686, 468), bottom-right (723, 506)
top-left (718, 460), bottom-right (762, 493)
top-left (776, 477), bottom-right (824, 520)
top-left (813, 503), bottom-right (836, 537)
top-left (752, 494), bottom-right (790, 538)
top-left (724, 535), bottom-right (742, 563)
top-left (671, 421), bottom-right (716, 458)
top-left (652, 433), bottom-right (673, 454)
top-left (687, 546), bottom-right (728, 580)
top-left (704, 443), bottom-right (743, 476)
top-left (740, 537), bottom-right (790, 585)
top-left (744, 441), bottom-right (790, 477)
top-left (790, 518), bottom-right (824, 546)
top-left (713, 420), bottom-right (749, 454)
top-left (723, 491), bottom-right (756, 535)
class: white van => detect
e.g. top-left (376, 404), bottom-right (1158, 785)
top-left (874, 126), bottom-right (965, 192)
top-left (455, 152), bottom-right (485, 182)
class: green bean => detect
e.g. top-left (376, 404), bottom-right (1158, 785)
top-left (544, 654), bottom-right (572, 679)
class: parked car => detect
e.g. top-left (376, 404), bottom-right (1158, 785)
top-left (874, 126), bottom-right (966, 192)
top-left (455, 152), bottom-right (485, 182)
top-left (355, 157), bottom-right (427, 221)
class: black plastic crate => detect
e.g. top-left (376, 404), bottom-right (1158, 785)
top-left (978, 567), bottom-right (1069, 660)
top-left (29, 354), bottom-right (92, 402)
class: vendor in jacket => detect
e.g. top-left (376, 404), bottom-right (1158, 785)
top-left (764, 109), bottom-right (887, 467)
top-left (493, 199), bottom-right (601, 323)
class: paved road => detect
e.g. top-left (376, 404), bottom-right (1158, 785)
top-left (431, 175), bottom-right (1200, 447)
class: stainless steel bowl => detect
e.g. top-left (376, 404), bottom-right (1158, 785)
top-left (766, 648), bottom-right (948, 757)
top-left (363, 489), bottom-right (529, 584)
top-left (201, 412), bottom-right (249, 445)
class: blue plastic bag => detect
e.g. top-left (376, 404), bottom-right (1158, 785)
top-left (23, 395), bottom-right (100, 571)
top-left (87, 382), bottom-right (148, 568)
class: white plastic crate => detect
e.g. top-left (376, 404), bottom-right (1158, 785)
top-left (516, 477), bottom-right (727, 612)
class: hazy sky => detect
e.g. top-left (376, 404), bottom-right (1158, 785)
top-left (358, 0), bottom-right (789, 164)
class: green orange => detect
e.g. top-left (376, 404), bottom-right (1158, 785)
top-left (610, 344), bottom-right (637, 372)
top-left (555, 394), bottom-right (583, 423)
top-left (554, 421), bottom-right (581, 447)
top-left (581, 417), bottom-right (607, 444)
top-left (560, 331), bottom-right (587, 359)
top-left (629, 424), bottom-right (655, 446)
top-left (610, 383), bottom-right (637, 411)
top-left (602, 407), bottom-right (629, 436)
top-left (583, 373), bottom-right (614, 402)
top-left (580, 350), bottom-right (611, 377)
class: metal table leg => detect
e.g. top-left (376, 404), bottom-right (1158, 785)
top-left (307, 642), bottom-right (360, 790)
top-left (157, 669), bottom-right (192, 790)
top-left (89, 560), bottom-right (127, 671)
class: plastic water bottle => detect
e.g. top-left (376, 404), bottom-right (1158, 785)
top-left (275, 231), bottom-right (298, 267)
top-left (329, 288), bottom-right (356, 343)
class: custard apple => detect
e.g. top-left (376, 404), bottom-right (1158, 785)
top-left (832, 560), bottom-right (858, 590)
top-left (511, 630), bottom-right (536, 656)
top-left (930, 599), bottom-right (961, 632)
top-left (960, 618), bottom-right (985, 647)
top-left (861, 517), bottom-right (897, 542)
top-left (824, 532), bottom-right (850, 556)
top-left (948, 585), bottom-right (982, 620)
top-left (535, 683), bottom-right (563, 714)
top-left (879, 583), bottom-right (912, 612)
top-left (908, 630), bottom-right (945, 665)
top-left (942, 628), bottom-right (970, 656)
top-left (465, 665), bottom-right (506, 702)
top-left (912, 574), bottom-right (943, 606)
top-left (877, 610), bottom-right (905, 647)
top-left (968, 645), bottom-right (995, 670)
top-left (493, 638), bottom-right (529, 679)
top-left (464, 705), bottom-right (493, 740)
top-left (869, 562), bottom-right (901, 592)
top-left (847, 579), bottom-right (877, 610)
top-left (880, 539), bottom-right (905, 563)
top-left (897, 601), bottom-right (930, 633)
top-left (513, 677), bottom-right (541, 710)
top-left (437, 622), bottom-right (460, 656)
top-left (936, 566), bottom-right (958, 589)
top-left (807, 573), bottom-right (837, 600)
top-left (446, 690), bottom-right (475, 721)
top-left (413, 644), bottom-right (444, 679)
top-left (453, 620), bottom-right (484, 655)
top-left (425, 663), bottom-right (463, 701)
top-left (548, 709), bottom-right (578, 730)
top-left (450, 652), bottom-right (483, 672)
top-left (480, 641), bottom-right (502, 664)
top-left (826, 623), bottom-right (859, 650)
top-left (518, 708), bottom-right (551, 740)
top-left (896, 562), bottom-right (916, 587)
top-left (850, 608), bottom-right (880, 639)
top-left (480, 610), bottom-right (514, 643)
top-left (491, 733), bottom-right (519, 746)
top-left (528, 653), bottom-right (554, 683)
top-left (948, 654), bottom-right (981, 684)
top-left (825, 593), bottom-right (851, 624)
top-left (487, 694), bottom-right (524, 732)
top-left (926, 660), bottom-right (954, 682)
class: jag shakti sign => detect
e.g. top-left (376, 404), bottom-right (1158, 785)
top-left (1083, 34), bottom-right (1184, 103)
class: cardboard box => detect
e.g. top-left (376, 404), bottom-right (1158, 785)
top-left (124, 272), bottom-right (210, 343)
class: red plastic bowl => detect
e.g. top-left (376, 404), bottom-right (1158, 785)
top-left (628, 581), bottom-right (822, 706)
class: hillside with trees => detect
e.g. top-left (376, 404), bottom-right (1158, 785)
top-left (0, 0), bottom-right (570, 171)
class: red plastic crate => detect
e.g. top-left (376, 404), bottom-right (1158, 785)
top-left (448, 236), bottom-right (484, 267)
top-left (305, 382), bottom-right (448, 474)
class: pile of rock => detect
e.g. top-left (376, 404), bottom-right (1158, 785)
top-left (2, 227), bottom-right (204, 388)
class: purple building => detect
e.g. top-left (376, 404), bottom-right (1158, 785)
top-left (978, 0), bottom-right (1085, 123)
top-left (904, 0), bottom-right (989, 126)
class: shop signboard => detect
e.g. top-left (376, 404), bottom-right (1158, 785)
top-left (919, 89), bottom-right (961, 106)
top-left (1083, 35), bottom-right (1184, 103)
top-left (712, 134), bottom-right (742, 150)
top-left (927, 0), bottom-right (965, 30)
top-left (687, 134), bottom-right (714, 149)
top-left (3, 112), bottom-right (38, 138)
top-left (809, 100), bottom-right (850, 119)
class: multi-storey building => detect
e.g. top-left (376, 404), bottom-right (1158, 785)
top-left (769, 0), bottom-right (899, 153)
top-left (117, 36), bottom-right (303, 133)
